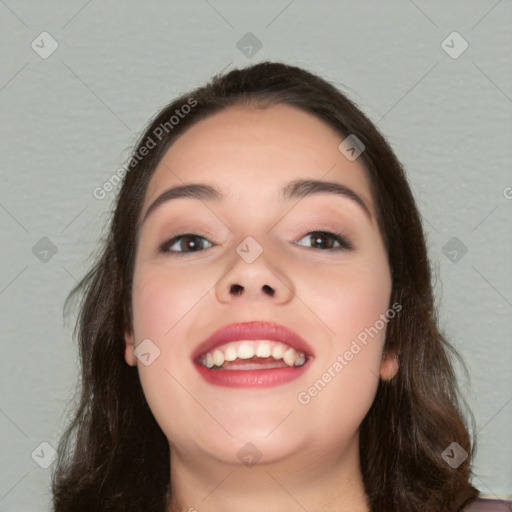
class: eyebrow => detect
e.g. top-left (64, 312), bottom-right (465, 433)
top-left (281, 179), bottom-right (371, 219)
top-left (140, 179), bottom-right (372, 226)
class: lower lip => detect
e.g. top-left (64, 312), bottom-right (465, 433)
top-left (194, 361), bottom-right (310, 388)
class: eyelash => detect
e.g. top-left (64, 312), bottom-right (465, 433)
top-left (158, 230), bottom-right (353, 255)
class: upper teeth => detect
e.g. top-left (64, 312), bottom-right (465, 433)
top-left (200, 340), bottom-right (307, 369)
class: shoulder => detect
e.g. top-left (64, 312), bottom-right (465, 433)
top-left (464, 498), bottom-right (512, 511)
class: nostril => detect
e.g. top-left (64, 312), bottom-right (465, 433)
top-left (262, 285), bottom-right (275, 296)
top-left (230, 284), bottom-right (244, 295)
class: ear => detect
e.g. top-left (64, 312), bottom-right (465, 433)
top-left (380, 352), bottom-right (399, 381)
top-left (124, 328), bottom-right (137, 366)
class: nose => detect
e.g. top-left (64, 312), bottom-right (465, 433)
top-left (214, 244), bottom-right (295, 305)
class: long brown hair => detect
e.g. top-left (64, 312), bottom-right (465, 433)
top-left (52, 61), bottom-right (479, 511)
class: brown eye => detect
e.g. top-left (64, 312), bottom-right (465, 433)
top-left (296, 231), bottom-right (352, 251)
top-left (159, 234), bottom-right (213, 254)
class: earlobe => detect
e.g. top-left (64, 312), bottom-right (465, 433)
top-left (124, 329), bottom-right (137, 366)
top-left (380, 352), bottom-right (399, 380)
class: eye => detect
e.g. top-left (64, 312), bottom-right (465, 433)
top-left (296, 231), bottom-right (353, 251)
top-left (159, 233), bottom-right (213, 254)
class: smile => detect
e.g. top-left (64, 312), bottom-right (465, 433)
top-left (193, 321), bottom-right (314, 387)
top-left (198, 340), bottom-right (307, 369)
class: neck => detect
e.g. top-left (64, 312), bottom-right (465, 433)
top-left (167, 436), bottom-right (370, 512)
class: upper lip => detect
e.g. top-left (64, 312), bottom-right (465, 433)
top-left (192, 321), bottom-right (315, 361)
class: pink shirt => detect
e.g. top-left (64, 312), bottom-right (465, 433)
top-left (465, 498), bottom-right (512, 511)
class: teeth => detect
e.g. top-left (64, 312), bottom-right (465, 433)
top-left (224, 346), bottom-right (237, 361)
top-left (283, 348), bottom-right (297, 367)
top-left (237, 343), bottom-right (255, 359)
top-left (256, 341), bottom-right (272, 358)
top-left (199, 340), bottom-right (307, 369)
top-left (295, 352), bottom-right (306, 366)
top-left (272, 345), bottom-right (283, 360)
top-left (212, 349), bottom-right (224, 367)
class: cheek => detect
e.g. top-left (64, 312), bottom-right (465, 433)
top-left (129, 265), bottom-right (216, 446)
top-left (295, 254), bottom-right (392, 423)
top-left (303, 253), bottom-right (392, 347)
top-left (131, 263), bottom-right (214, 339)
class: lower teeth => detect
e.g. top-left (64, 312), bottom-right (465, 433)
top-left (211, 355), bottom-right (306, 370)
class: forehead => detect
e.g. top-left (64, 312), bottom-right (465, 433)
top-left (144, 104), bottom-right (374, 210)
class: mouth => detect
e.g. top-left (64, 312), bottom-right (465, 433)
top-left (193, 322), bottom-right (314, 388)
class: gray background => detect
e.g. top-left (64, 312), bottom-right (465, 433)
top-left (0, 1), bottom-right (511, 510)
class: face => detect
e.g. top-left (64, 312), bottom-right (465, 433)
top-left (124, 104), bottom-right (397, 469)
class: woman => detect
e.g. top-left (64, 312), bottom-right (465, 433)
top-left (52, 61), bottom-right (493, 511)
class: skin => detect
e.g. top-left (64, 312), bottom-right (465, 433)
top-left (124, 104), bottom-right (399, 512)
